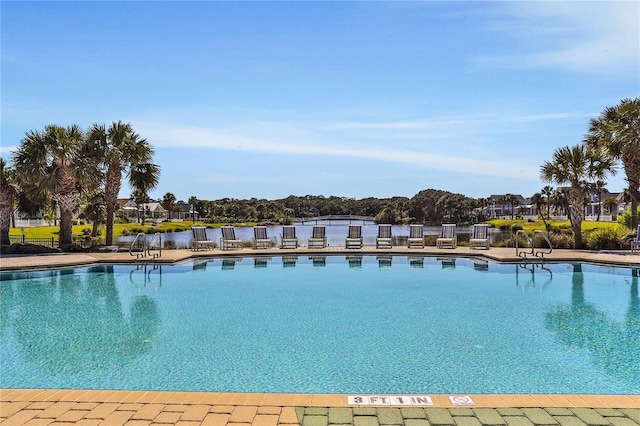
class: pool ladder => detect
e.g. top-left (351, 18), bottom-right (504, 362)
top-left (129, 232), bottom-right (162, 260)
top-left (515, 229), bottom-right (552, 260)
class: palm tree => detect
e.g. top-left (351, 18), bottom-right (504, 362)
top-left (82, 191), bottom-right (106, 238)
top-left (87, 121), bottom-right (160, 245)
top-left (12, 125), bottom-right (99, 247)
top-left (541, 185), bottom-right (554, 220)
top-left (530, 192), bottom-right (549, 230)
top-left (0, 158), bottom-right (17, 246)
top-left (584, 98), bottom-right (640, 229)
top-left (540, 145), bottom-right (616, 249)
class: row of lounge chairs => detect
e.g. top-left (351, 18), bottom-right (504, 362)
top-left (191, 224), bottom-right (491, 251)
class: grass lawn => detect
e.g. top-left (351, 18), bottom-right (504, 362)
top-left (487, 218), bottom-right (623, 233)
top-left (7, 221), bottom-right (250, 241)
top-left (9, 218), bottom-right (625, 242)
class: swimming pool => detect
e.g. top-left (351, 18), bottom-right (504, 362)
top-left (1, 256), bottom-right (638, 395)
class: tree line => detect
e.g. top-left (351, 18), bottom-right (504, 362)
top-left (168, 189), bottom-right (483, 227)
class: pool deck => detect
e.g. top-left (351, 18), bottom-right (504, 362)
top-left (1, 247), bottom-right (639, 425)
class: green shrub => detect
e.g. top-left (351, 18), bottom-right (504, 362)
top-left (584, 227), bottom-right (627, 250)
top-left (510, 224), bottom-right (523, 233)
top-left (548, 233), bottom-right (574, 249)
top-left (617, 206), bottom-right (640, 229)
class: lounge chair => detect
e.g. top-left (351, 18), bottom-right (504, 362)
top-left (190, 226), bottom-right (214, 251)
top-left (436, 224), bottom-right (457, 249)
top-left (631, 225), bottom-right (640, 253)
top-left (407, 224), bottom-right (424, 248)
top-left (376, 224), bottom-right (393, 249)
top-left (469, 224), bottom-right (490, 249)
top-left (252, 226), bottom-right (273, 249)
top-left (345, 225), bottom-right (363, 249)
top-left (220, 226), bottom-right (242, 250)
top-left (308, 225), bottom-right (327, 248)
top-left (281, 225), bottom-right (298, 249)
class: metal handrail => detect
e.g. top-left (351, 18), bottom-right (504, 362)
top-left (146, 232), bottom-right (162, 259)
top-left (516, 229), bottom-right (553, 260)
top-left (129, 233), bottom-right (146, 259)
top-left (532, 230), bottom-right (553, 259)
top-left (515, 230), bottom-right (533, 258)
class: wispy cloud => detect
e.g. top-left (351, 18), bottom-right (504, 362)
top-left (475, 1), bottom-right (639, 74)
top-left (327, 111), bottom-right (593, 130)
top-left (0, 146), bottom-right (17, 155)
top-left (135, 120), bottom-right (539, 180)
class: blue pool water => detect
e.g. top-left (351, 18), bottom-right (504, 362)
top-left (1, 256), bottom-right (638, 394)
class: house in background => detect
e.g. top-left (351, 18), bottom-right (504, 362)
top-left (485, 194), bottom-right (527, 218)
top-left (116, 198), bottom-right (167, 222)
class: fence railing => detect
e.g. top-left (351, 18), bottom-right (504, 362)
top-left (8, 236), bottom-right (57, 248)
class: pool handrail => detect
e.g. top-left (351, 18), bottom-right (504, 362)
top-left (516, 229), bottom-right (553, 260)
top-left (146, 232), bottom-right (162, 259)
top-left (130, 232), bottom-right (146, 259)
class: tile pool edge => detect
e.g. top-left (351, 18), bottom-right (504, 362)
top-left (2, 389), bottom-right (639, 408)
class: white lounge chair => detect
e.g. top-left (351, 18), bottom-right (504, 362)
top-left (252, 226), bottom-right (272, 249)
top-left (220, 226), bottom-right (242, 250)
top-left (190, 226), bottom-right (214, 251)
top-left (308, 225), bottom-right (327, 248)
top-left (376, 224), bottom-right (393, 249)
top-left (631, 225), bottom-right (640, 253)
top-left (281, 226), bottom-right (298, 249)
top-left (436, 224), bottom-right (457, 249)
top-left (407, 224), bottom-right (424, 248)
top-left (469, 224), bottom-right (490, 249)
top-left (345, 225), bottom-right (363, 249)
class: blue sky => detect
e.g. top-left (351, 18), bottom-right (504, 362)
top-left (2, 1), bottom-right (638, 203)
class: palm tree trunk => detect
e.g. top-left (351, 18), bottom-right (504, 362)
top-left (0, 187), bottom-right (13, 246)
top-left (57, 192), bottom-right (79, 247)
top-left (569, 185), bottom-right (585, 249)
top-left (622, 154), bottom-right (640, 229)
top-left (104, 166), bottom-right (122, 246)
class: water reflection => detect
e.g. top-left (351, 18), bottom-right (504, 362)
top-left (377, 256), bottom-right (392, 270)
top-left (254, 257), bottom-right (271, 268)
top-left (346, 255), bottom-right (363, 268)
top-left (282, 256), bottom-right (297, 267)
top-left (1, 265), bottom-right (160, 374)
top-left (544, 265), bottom-right (639, 385)
top-left (309, 256), bottom-right (326, 267)
top-left (515, 263), bottom-right (553, 292)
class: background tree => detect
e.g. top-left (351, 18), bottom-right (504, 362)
top-left (0, 158), bottom-right (17, 246)
top-left (81, 191), bottom-right (106, 237)
top-left (602, 197), bottom-right (619, 220)
top-left (12, 125), bottom-right (98, 246)
top-left (541, 145), bottom-right (616, 249)
top-left (530, 192), bottom-right (549, 230)
top-left (541, 185), bottom-right (554, 220)
top-left (87, 121), bottom-right (160, 245)
top-left (584, 98), bottom-right (640, 229)
top-left (161, 192), bottom-right (176, 219)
